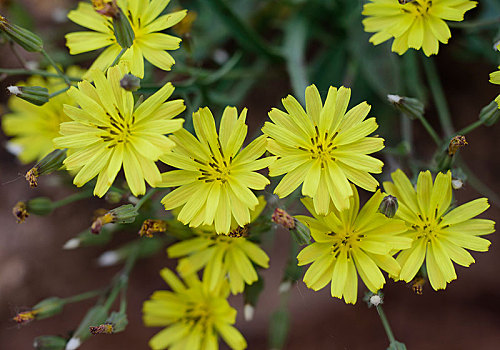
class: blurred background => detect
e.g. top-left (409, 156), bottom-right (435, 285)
top-left (1, 0), bottom-right (500, 348)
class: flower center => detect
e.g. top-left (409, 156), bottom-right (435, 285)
top-left (196, 156), bottom-right (232, 184)
top-left (401, 0), bottom-right (433, 17)
top-left (185, 303), bottom-right (213, 328)
top-left (328, 228), bottom-right (363, 258)
top-left (300, 126), bottom-right (338, 167)
top-left (412, 211), bottom-right (449, 241)
top-left (98, 111), bottom-right (134, 147)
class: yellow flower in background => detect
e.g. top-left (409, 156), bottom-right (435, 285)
top-left (490, 66), bottom-right (500, 109)
top-left (66, 0), bottom-right (187, 78)
top-left (262, 84), bottom-right (384, 215)
top-left (2, 67), bottom-right (83, 163)
top-left (54, 65), bottom-right (185, 197)
top-left (297, 186), bottom-right (411, 304)
top-left (384, 169), bottom-right (495, 290)
top-left (143, 268), bottom-right (247, 350)
top-left (160, 106), bottom-right (276, 235)
top-left (362, 0), bottom-right (477, 56)
top-left (168, 196), bottom-right (269, 295)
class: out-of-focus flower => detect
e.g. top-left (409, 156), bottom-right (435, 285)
top-left (168, 197), bottom-right (269, 294)
top-left (263, 84), bottom-right (384, 215)
top-left (2, 67), bottom-right (83, 163)
top-left (143, 268), bottom-right (247, 350)
top-left (54, 65), bottom-right (185, 197)
top-left (296, 186), bottom-right (411, 304)
top-left (490, 65), bottom-right (500, 109)
top-left (160, 106), bottom-right (276, 234)
top-left (362, 0), bottom-right (477, 56)
top-left (66, 0), bottom-right (187, 78)
top-left (384, 169), bottom-right (495, 290)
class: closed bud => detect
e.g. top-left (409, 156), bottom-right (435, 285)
top-left (25, 149), bottom-right (67, 187)
top-left (63, 227), bottom-right (114, 250)
top-left (32, 297), bottom-right (65, 320)
top-left (91, 204), bottom-right (138, 234)
top-left (378, 195), bottom-right (398, 218)
top-left (479, 100), bottom-right (500, 126)
top-left (26, 197), bottom-right (54, 216)
top-left (272, 208), bottom-right (295, 229)
top-left (387, 94), bottom-right (424, 120)
top-left (7, 86), bottom-right (49, 106)
top-left (33, 335), bottom-right (67, 350)
top-left (139, 219), bottom-right (167, 238)
top-left (120, 74), bottom-right (140, 91)
top-left (112, 7), bottom-right (135, 49)
top-left (0, 14), bottom-right (43, 52)
top-left (290, 220), bottom-right (311, 246)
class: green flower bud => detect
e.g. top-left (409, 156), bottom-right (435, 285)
top-left (63, 227), bottom-right (114, 250)
top-left (113, 8), bottom-right (135, 49)
top-left (7, 85), bottom-right (49, 106)
top-left (0, 14), bottom-right (43, 52)
top-left (26, 197), bottom-right (54, 216)
top-left (33, 297), bottom-right (65, 320)
top-left (387, 94), bottom-right (424, 120)
top-left (33, 336), bottom-right (67, 350)
top-left (89, 311), bottom-right (128, 335)
top-left (25, 149), bottom-right (67, 187)
top-left (479, 100), bottom-right (500, 127)
top-left (378, 195), bottom-right (398, 218)
top-left (291, 220), bottom-right (312, 246)
top-left (91, 204), bottom-right (138, 234)
top-left (120, 74), bottom-right (141, 91)
top-left (70, 305), bottom-right (108, 346)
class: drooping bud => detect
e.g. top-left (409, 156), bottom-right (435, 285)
top-left (387, 94), bottom-right (424, 120)
top-left (411, 277), bottom-right (425, 295)
top-left (12, 201), bottom-right (29, 223)
top-left (138, 219), bottom-right (167, 238)
top-left (378, 195), bottom-right (398, 218)
top-left (25, 149), bottom-right (67, 187)
top-left (479, 100), bottom-right (500, 126)
top-left (272, 208), bottom-right (295, 229)
top-left (91, 204), bottom-right (138, 234)
top-left (7, 85), bottom-right (49, 106)
top-left (448, 135), bottom-right (467, 156)
top-left (120, 74), bottom-right (140, 91)
top-left (33, 335), bottom-right (67, 350)
top-left (0, 14), bottom-right (43, 52)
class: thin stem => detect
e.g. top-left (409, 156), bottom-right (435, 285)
top-left (10, 42), bottom-right (27, 68)
top-left (421, 56), bottom-right (454, 137)
top-left (52, 190), bottom-right (93, 209)
top-left (41, 49), bottom-right (71, 86)
top-left (416, 114), bottom-right (442, 146)
top-left (449, 16), bottom-right (500, 30)
top-left (134, 188), bottom-right (158, 210)
top-left (64, 289), bottom-right (103, 304)
top-left (49, 86), bottom-right (71, 98)
top-left (376, 304), bottom-right (396, 345)
top-left (111, 48), bottom-right (127, 67)
top-left (456, 119), bottom-right (485, 136)
top-left (0, 68), bottom-right (81, 81)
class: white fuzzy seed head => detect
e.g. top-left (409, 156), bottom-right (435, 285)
top-left (97, 251), bottom-right (120, 267)
top-left (63, 238), bottom-right (80, 250)
top-left (244, 304), bottom-right (255, 321)
top-left (278, 281), bottom-right (292, 294)
top-left (7, 86), bottom-right (22, 95)
top-left (387, 94), bottom-right (402, 104)
top-left (369, 295), bottom-right (382, 307)
top-left (65, 337), bottom-right (81, 350)
top-left (451, 179), bottom-right (463, 190)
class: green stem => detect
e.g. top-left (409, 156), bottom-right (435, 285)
top-left (416, 113), bottom-right (442, 146)
top-left (41, 49), bottom-right (71, 86)
top-left (52, 190), bottom-right (93, 209)
top-left (49, 86), bottom-right (71, 98)
top-left (0, 68), bottom-right (81, 81)
top-left (134, 188), bottom-right (158, 210)
top-left (456, 119), bottom-right (485, 136)
top-left (376, 304), bottom-right (396, 345)
top-left (111, 48), bottom-right (127, 67)
top-left (421, 56), bottom-right (454, 137)
top-left (449, 16), bottom-right (500, 29)
top-left (64, 289), bottom-right (103, 304)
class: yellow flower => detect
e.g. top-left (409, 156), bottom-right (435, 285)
top-left (297, 186), bottom-right (411, 304)
top-left (362, 0), bottom-right (477, 56)
top-left (384, 169), bottom-right (495, 290)
top-left (168, 196), bottom-right (269, 294)
top-left (262, 84), bottom-right (384, 215)
top-left (66, 0), bottom-right (187, 78)
top-left (490, 66), bottom-right (500, 109)
top-left (143, 268), bottom-right (247, 350)
top-left (2, 67), bottom-right (83, 163)
top-left (160, 106), bottom-right (276, 234)
top-left (54, 65), bottom-right (185, 197)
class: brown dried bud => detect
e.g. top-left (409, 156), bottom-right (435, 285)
top-left (272, 208), bottom-right (295, 229)
top-left (13, 201), bottom-right (29, 223)
top-left (91, 212), bottom-right (114, 234)
top-left (89, 323), bottom-right (114, 335)
top-left (92, 0), bottom-right (119, 18)
top-left (13, 310), bottom-right (35, 325)
top-left (448, 135), bottom-right (468, 156)
top-left (25, 168), bottom-right (38, 188)
top-left (139, 219), bottom-right (167, 238)
top-left (227, 225), bottom-right (249, 238)
top-left (411, 277), bottom-right (425, 295)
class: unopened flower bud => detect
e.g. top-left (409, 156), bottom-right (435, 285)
top-left (479, 100), bottom-right (500, 126)
top-left (7, 85), bottom-right (49, 106)
top-left (272, 208), bottom-right (295, 229)
top-left (291, 220), bottom-right (312, 245)
top-left (378, 195), bottom-right (398, 218)
top-left (120, 74), bottom-right (140, 91)
top-left (448, 135), bottom-right (467, 156)
top-left (63, 226), bottom-right (115, 250)
top-left (92, 0), bottom-right (119, 18)
top-left (91, 204), bottom-right (138, 234)
top-left (32, 297), bottom-right (65, 320)
top-left (139, 219), bottom-right (167, 238)
top-left (12, 201), bottom-right (29, 223)
top-left (25, 149), bottom-right (67, 187)
top-left (112, 7), bottom-right (135, 49)
top-left (33, 335), bottom-right (67, 350)
top-left (387, 94), bottom-right (424, 120)
top-left (0, 14), bottom-right (43, 52)
top-left (26, 197), bottom-right (54, 216)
